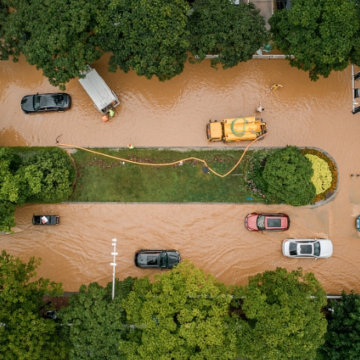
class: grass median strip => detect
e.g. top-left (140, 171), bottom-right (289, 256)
top-left (69, 148), bottom-right (266, 203)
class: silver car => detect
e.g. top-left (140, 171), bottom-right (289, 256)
top-left (282, 239), bottom-right (333, 258)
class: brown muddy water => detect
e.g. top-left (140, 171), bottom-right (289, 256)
top-left (1, 55), bottom-right (360, 293)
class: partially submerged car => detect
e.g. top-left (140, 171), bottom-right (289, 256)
top-left (21, 93), bottom-right (71, 114)
top-left (245, 213), bottom-right (290, 231)
top-left (356, 216), bottom-right (360, 231)
top-left (282, 239), bottom-right (333, 258)
top-left (32, 215), bottom-right (60, 225)
top-left (134, 249), bottom-right (180, 269)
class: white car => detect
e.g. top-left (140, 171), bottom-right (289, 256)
top-left (282, 239), bottom-right (333, 258)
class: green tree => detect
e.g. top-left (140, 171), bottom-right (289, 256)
top-left (317, 291), bottom-right (360, 360)
top-left (119, 260), bottom-right (239, 360)
top-left (0, 201), bottom-right (16, 232)
top-left (187, 0), bottom-right (269, 69)
top-left (22, 147), bottom-right (75, 203)
top-left (59, 278), bottom-right (135, 360)
top-left (262, 146), bottom-right (316, 206)
top-left (0, 0), bottom-right (103, 89)
top-left (233, 267), bottom-right (327, 360)
top-left (269, 0), bottom-right (360, 81)
top-left (0, 148), bottom-right (27, 232)
top-left (96, 0), bottom-right (190, 81)
top-left (0, 251), bottom-right (68, 359)
top-left (0, 148), bottom-right (26, 204)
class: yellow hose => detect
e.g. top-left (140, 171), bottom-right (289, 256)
top-left (56, 133), bottom-right (267, 178)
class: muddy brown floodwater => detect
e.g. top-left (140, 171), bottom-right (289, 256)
top-left (1, 55), bottom-right (360, 293)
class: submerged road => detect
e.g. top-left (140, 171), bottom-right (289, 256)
top-left (1, 54), bottom-right (360, 292)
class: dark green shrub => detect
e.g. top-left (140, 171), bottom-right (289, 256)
top-left (262, 146), bottom-right (316, 206)
top-left (317, 291), bottom-right (360, 360)
top-left (21, 148), bottom-right (75, 203)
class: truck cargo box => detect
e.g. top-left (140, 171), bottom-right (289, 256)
top-left (79, 65), bottom-right (120, 114)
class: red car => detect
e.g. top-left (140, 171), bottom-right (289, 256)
top-left (245, 213), bottom-right (290, 231)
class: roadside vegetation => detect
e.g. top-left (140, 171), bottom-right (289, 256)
top-left (270, 0), bottom-right (360, 81)
top-left (0, 251), bottom-right (67, 359)
top-left (0, 147), bottom-right (75, 232)
top-left (2, 251), bottom-right (358, 360)
top-left (0, 0), bottom-right (268, 89)
top-left (1, 0), bottom-right (358, 88)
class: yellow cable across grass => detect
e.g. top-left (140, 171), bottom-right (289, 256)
top-left (56, 133), bottom-right (267, 178)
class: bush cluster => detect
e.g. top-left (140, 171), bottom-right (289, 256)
top-left (246, 146), bottom-right (316, 206)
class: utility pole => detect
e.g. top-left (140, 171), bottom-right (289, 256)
top-left (110, 238), bottom-right (118, 300)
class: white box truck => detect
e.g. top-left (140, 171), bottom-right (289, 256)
top-left (78, 65), bottom-right (120, 114)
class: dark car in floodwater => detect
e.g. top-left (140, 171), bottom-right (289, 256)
top-left (32, 215), bottom-right (60, 225)
top-left (21, 93), bottom-right (71, 114)
top-left (134, 249), bottom-right (180, 269)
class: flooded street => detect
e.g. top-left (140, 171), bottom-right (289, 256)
top-left (1, 55), bottom-right (360, 293)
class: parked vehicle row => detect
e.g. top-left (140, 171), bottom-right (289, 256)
top-left (32, 212), bottom-right (334, 266)
top-left (245, 213), bottom-right (333, 259)
top-left (21, 65), bottom-right (120, 115)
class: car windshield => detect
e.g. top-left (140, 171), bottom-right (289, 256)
top-left (33, 95), bottom-right (40, 111)
top-left (313, 242), bottom-right (321, 257)
top-left (289, 242), bottom-right (297, 256)
top-left (256, 215), bottom-right (265, 230)
top-left (159, 253), bottom-right (167, 268)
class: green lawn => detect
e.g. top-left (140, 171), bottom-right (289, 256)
top-left (69, 148), bottom-right (267, 203)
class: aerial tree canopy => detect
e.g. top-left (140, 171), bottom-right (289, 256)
top-left (233, 267), bottom-right (327, 360)
top-left (96, 0), bottom-right (190, 81)
top-left (317, 291), bottom-right (360, 360)
top-left (187, 0), bottom-right (269, 69)
top-left (0, 0), bottom-right (104, 89)
top-left (119, 260), bottom-right (240, 360)
top-left (0, 148), bottom-right (28, 232)
top-left (269, 0), bottom-right (360, 81)
top-left (0, 1), bottom-right (22, 61)
top-left (59, 278), bottom-right (135, 360)
top-left (0, 251), bottom-right (67, 359)
top-left (21, 147), bottom-right (75, 203)
top-left (262, 146), bottom-right (316, 206)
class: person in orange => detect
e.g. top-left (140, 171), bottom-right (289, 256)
top-left (102, 114), bottom-right (109, 122)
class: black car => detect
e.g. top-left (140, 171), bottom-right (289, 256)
top-left (134, 249), bottom-right (180, 269)
top-left (21, 93), bottom-right (71, 114)
top-left (32, 215), bottom-right (60, 225)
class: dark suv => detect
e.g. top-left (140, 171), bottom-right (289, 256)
top-left (134, 249), bottom-right (180, 269)
top-left (21, 93), bottom-right (71, 114)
